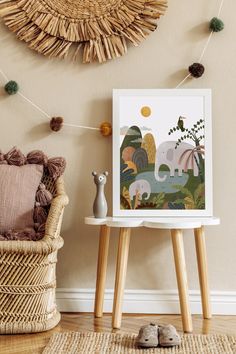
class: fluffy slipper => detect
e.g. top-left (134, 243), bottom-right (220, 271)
top-left (136, 323), bottom-right (159, 348)
top-left (158, 324), bottom-right (181, 347)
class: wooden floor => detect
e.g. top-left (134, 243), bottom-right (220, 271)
top-left (0, 313), bottom-right (236, 354)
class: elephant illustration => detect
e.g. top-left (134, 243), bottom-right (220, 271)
top-left (154, 141), bottom-right (199, 182)
top-left (129, 179), bottom-right (151, 201)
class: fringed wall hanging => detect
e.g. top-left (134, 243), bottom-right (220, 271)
top-left (0, 0), bottom-right (168, 63)
top-left (0, 0), bottom-right (225, 137)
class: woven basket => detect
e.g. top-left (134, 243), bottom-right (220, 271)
top-left (0, 175), bottom-right (69, 334)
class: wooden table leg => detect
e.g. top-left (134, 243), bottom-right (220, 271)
top-left (171, 229), bottom-right (193, 333)
top-left (112, 227), bottom-right (131, 329)
top-left (94, 225), bottom-right (110, 318)
top-left (194, 226), bottom-right (212, 319)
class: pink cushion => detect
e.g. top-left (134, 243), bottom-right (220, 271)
top-left (0, 164), bottom-right (43, 232)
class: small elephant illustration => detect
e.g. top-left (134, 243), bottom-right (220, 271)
top-left (129, 179), bottom-right (151, 201)
top-left (92, 171), bottom-right (108, 218)
top-left (154, 141), bottom-right (199, 182)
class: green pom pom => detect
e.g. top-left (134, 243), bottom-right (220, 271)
top-left (4, 80), bottom-right (19, 95)
top-left (209, 17), bottom-right (224, 32)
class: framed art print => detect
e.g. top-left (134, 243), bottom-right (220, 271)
top-left (113, 89), bottom-right (212, 217)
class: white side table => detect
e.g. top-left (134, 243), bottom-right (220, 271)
top-left (85, 216), bottom-right (220, 332)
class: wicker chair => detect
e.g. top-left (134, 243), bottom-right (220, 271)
top-left (0, 175), bottom-right (68, 334)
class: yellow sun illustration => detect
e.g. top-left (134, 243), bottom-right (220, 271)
top-left (141, 106), bottom-right (151, 117)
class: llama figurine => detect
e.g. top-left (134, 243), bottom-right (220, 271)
top-left (92, 171), bottom-right (108, 218)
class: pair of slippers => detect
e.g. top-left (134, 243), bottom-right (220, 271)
top-left (136, 323), bottom-right (181, 348)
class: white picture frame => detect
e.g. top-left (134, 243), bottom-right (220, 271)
top-left (112, 89), bottom-right (213, 217)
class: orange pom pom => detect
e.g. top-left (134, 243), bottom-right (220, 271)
top-left (100, 122), bottom-right (112, 137)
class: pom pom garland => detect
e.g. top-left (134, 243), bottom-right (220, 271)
top-left (100, 122), bottom-right (112, 137)
top-left (209, 17), bottom-right (224, 32)
top-left (4, 80), bottom-right (19, 95)
top-left (50, 117), bottom-right (64, 132)
top-left (0, 0), bottom-right (226, 135)
top-left (188, 63), bottom-right (205, 78)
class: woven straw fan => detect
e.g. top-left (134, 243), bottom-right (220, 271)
top-left (0, 0), bottom-right (167, 63)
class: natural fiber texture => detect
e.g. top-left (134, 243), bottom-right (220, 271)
top-left (43, 332), bottom-right (236, 354)
top-left (0, 176), bottom-right (69, 334)
top-left (0, 0), bottom-right (167, 63)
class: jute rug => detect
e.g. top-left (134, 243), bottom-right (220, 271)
top-left (43, 331), bottom-right (236, 353)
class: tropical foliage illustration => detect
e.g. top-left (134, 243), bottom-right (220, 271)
top-left (120, 117), bottom-right (206, 210)
top-left (168, 118), bottom-right (205, 181)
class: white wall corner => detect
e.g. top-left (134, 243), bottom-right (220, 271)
top-left (56, 288), bottom-right (236, 315)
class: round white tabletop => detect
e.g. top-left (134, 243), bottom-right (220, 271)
top-left (84, 216), bottom-right (220, 229)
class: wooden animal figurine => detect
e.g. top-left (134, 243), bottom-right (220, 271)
top-left (92, 171), bottom-right (108, 218)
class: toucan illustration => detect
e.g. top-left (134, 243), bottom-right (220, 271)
top-left (177, 116), bottom-right (186, 132)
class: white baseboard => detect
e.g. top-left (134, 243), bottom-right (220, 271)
top-left (56, 289), bottom-right (236, 315)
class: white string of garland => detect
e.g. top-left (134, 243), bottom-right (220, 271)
top-left (175, 0), bottom-right (225, 89)
top-left (0, 0), bottom-right (225, 136)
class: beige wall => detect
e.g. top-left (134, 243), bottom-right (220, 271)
top-left (0, 0), bottom-right (235, 292)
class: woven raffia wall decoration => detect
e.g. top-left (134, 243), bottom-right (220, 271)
top-left (0, 0), bottom-right (167, 63)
